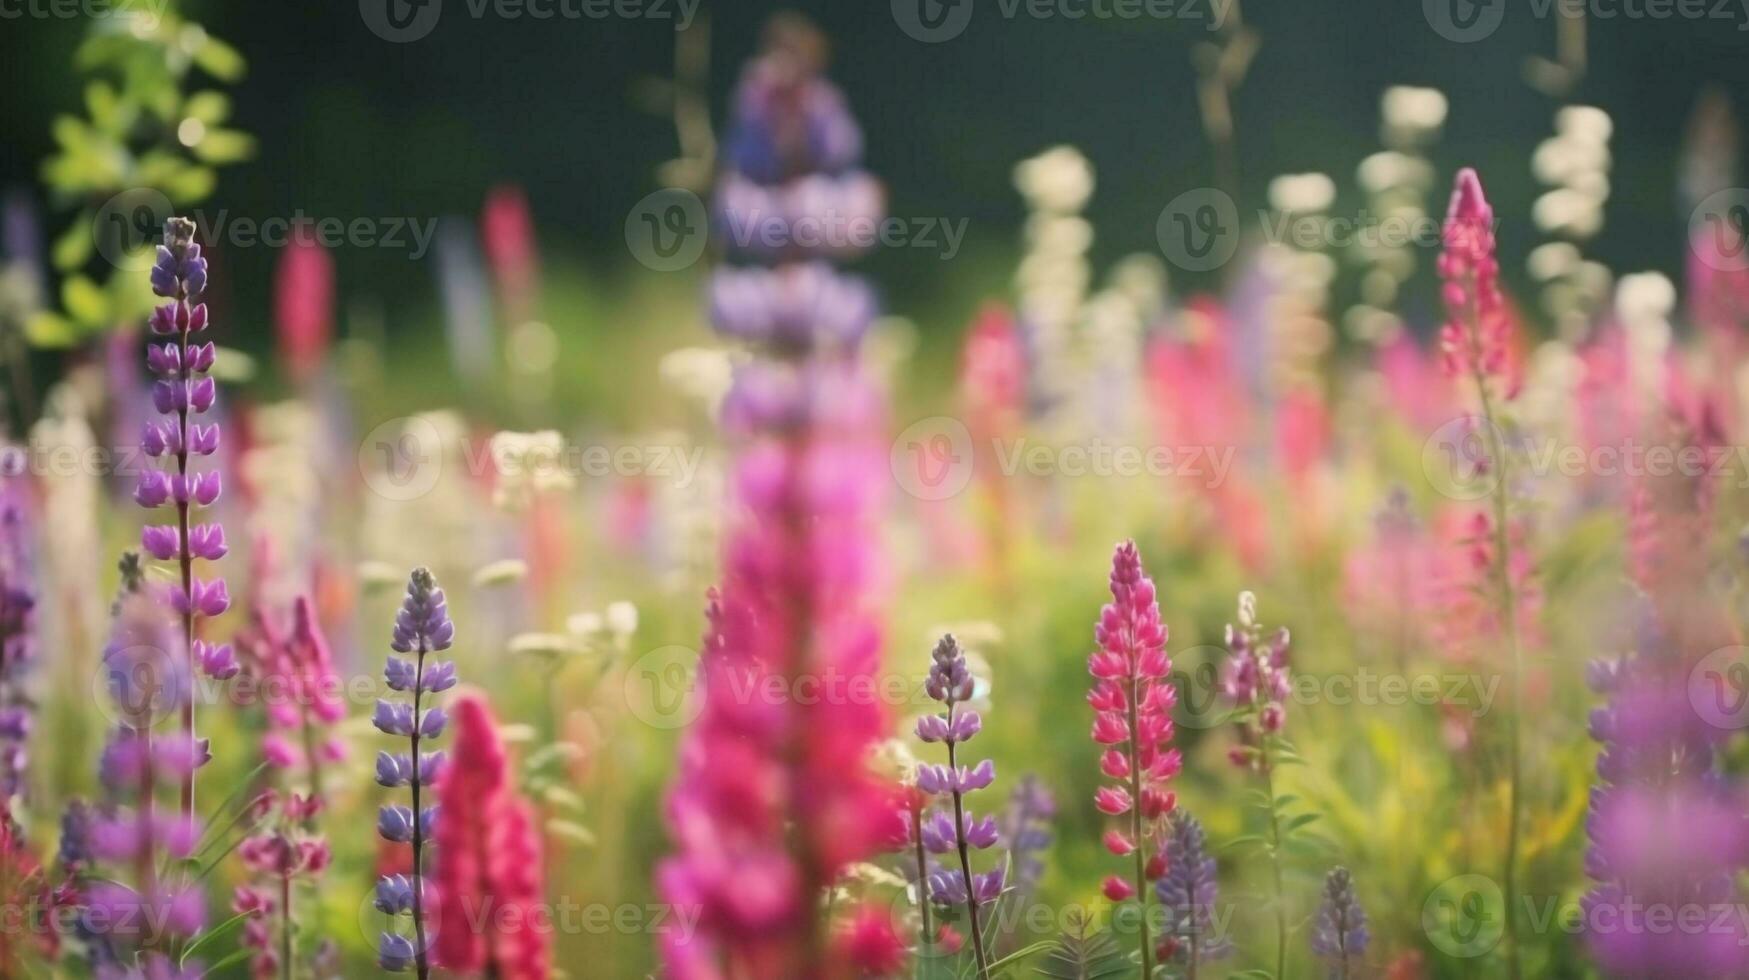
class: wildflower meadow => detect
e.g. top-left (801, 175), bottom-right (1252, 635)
top-left (3, 1), bottom-right (1749, 976)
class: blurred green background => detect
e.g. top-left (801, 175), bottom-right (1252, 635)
top-left (4, 0), bottom-right (1747, 354)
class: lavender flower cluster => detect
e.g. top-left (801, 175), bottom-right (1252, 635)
top-left (915, 635), bottom-right (1003, 909)
top-left (374, 567), bottom-right (456, 975)
top-left (1156, 810), bottom-right (1231, 970)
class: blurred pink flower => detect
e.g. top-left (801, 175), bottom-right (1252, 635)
top-left (273, 224), bottom-right (334, 387)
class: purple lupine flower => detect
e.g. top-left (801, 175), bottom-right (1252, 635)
top-left (138, 217), bottom-right (227, 821)
top-left (1581, 599), bottom-right (1749, 976)
top-left (81, 589), bottom-right (207, 965)
top-left (1310, 866), bottom-right (1369, 979)
top-left (1220, 591), bottom-right (1293, 758)
top-left (998, 774), bottom-right (1055, 904)
top-left (915, 634), bottom-right (1000, 978)
top-left (1156, 810), bottom-right (1232, 971)
top-left (375, 567), bottom-right (454, 977)
top-left (0, 482), bottom-right (35, 803)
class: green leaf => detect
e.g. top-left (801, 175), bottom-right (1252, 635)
top-left (180, 911), bottom-right (252, 966)
top-left (62, 275), bottom-right (108, 326)
top-left (183, 90), bottom-right (231, 124)
top-left (192, 129), bottom-right (254, 165)
top-left (84, 81), bottom-right (121, 128)
top-left (24, 312), bottom-right (79, 348)
top-left (1282, 813), bottom-right (1320, 834)
top-left (163, 166), bottom-right (217, 203)
top-left (196, 946), bottom-right (257, 975)
top-left (546, 819), bottom-right (596, 847)
top-left (983, 940), bottom-right (1053, 974)
top-left (542, 786), bottom-right (585, 812)
top-left (193, 34), bottom-right (247, 81)
top-left (51, 216), bottom-right (94, 271)
top-left (1033, 917), bottom-right (1130, 979)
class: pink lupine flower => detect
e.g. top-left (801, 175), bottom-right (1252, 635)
top-left (839, 904), bottom-right (906, 977)
top-left (235, 791), bottom-right (333, 979)
top-left (481, 184), bottom-right (540, 322)
top-left (1087, 541), bottom-right (1178, 980)
top-left (1438, 168), bottom-right (1512, 389)
top-left (658, 18), bottom-right (893, 980)
top-left (432, 695), bottom-right (552, 980)
top-left (237, 598), bottom-right (346, 795)
top-left (273, 223), bottom-right (335, 386)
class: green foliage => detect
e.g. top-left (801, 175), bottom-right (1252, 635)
top-left (32, 0), bottom-right (252, 347)
top-left (1034, 912), bottom-right (1130, 980)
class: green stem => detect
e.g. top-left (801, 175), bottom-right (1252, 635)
top-left (912, 806), bottom-right (933, 954)
top-left (1470, 313), bottom-right (1523, 980)
top-left (1125, 671), bottom-right (1153, 979)
top-left (945, 710), bottom-right (991, 980)
top-left (1261, 740), bottom-right (1287, 980)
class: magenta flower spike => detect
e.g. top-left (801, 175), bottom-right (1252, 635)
top-left (1087, 541), bottom-right (1179, 979)
top-left (656, 17), bottom-right (895, 979)
top-left (138, 217), bottom-right (229, 819)
top-left (1437, 167), bottom-right (1508, 386)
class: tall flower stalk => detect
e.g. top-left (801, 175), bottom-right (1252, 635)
top-left (657, 16), bottom-right (893, 979)
top-left (84, 589), bottom-right (206, 974)
top-left (1087, 541), bottom-right (1179, 977)
top-left (915, 634), bottom-right (1001, 979)
top-left (138, 216), bottom-right (230, 820)
top-left (1309, 867), bottom-right (1369, 980)
top-left (0, 484), bottom-right (35, 806)
top-left (1220, 590), bottom-right (1294, 979)
top-left (1438, 167), bottom-right (1526, 979)
top-left (432, 694), bottom-right (552, 980)
top-left (1156, 810), bottom-right (1231, 979)
top-left (373, 568), bottom-right (457, 977)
